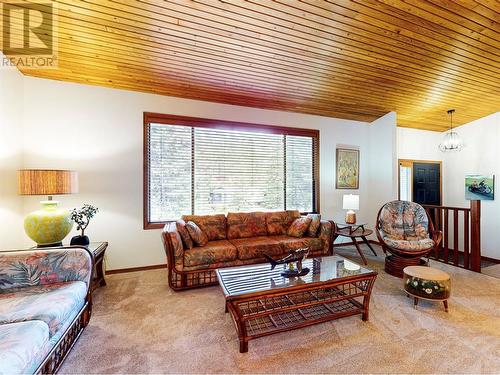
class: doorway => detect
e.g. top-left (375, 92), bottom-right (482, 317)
top-left (398, 159), bottom-right (442, 205)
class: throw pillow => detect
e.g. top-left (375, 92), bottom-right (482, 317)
top-left (287, 217), bottom-right (312, 238)
top-left (185, 221), bottom-right (209, 247)
top-left (176, 219), bottom-right (194, 249)
top-left (306, 214), bottom-right (321, 237)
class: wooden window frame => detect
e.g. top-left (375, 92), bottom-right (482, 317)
top-left (143, 112), bottom-right (320, 229)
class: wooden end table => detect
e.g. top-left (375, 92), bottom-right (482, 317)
top-left (333, 223), bottom-right (377, 265)
top-left (85, 242), bottom-right (109, 292)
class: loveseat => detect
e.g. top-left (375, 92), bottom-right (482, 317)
top-left (0, 247), bottom-right (93, 374)
top-left (162, 210), bottom-right (333, 290)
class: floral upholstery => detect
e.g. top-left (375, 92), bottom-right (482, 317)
top-left (0, 281), bottom-right (87, 336)
top-left (227, 212), bottom-right (267, 239)
top-left (162, 222), bottom-right (185, 271)
top-left (287, 217), bottom-right (312, 238)
top-left (185, 221), bottom-right (209, 247)
top-left (270, 235), bottom-right (324, 253)
top-left (384, 238), bottom-right (435, 251)
top-left (181, 214), bottom-right (227, 241)
top-left (318, 221), bottom-right (333, 255)
top-left (0, 321), bottom-right (50, 375)
top-left (378, 200), bottom-right (435, 252)
top-left (306, 214), bottom-right (321, 237)
top-left (176, 220), bottom-right (193, 250)
top-left (230, 236), bottom-right (283, 260)
top-left (379, 200), bottom-right (430, 241)
top-left (265, 210), bottom-right (300, 235)
top-left (184, 240), bottom-right (237, 267)
top-left (0, 248), bottom-right (92, 291)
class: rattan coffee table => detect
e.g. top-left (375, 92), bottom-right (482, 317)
top-left (216, 255), bottom-right (378, 353)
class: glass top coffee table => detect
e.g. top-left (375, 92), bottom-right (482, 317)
top-left (216, 255), bottom-right (378, 353)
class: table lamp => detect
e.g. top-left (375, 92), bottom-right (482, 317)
top-left (18, 169), bottom-right (78, 247)
top-left (343, 194), bottom-right (359, 224)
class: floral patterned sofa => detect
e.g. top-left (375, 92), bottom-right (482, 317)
top-left (0, 247), bottom-right (93, 374)
top-left (162, 210), bottom-right (333, 290)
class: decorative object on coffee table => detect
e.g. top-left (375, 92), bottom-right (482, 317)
top-left (343, 194), bottom-right (359, 224)
top-left (336, 148), bottom-right (359, 189)
top-left (332, 222), bottom-right (377, 265)
top-left (18, 169), bottom-right (78, 247)
top-left (403, 266), bottom-right (451, 312)
top-left (70, 204), bottom-right (99, 246)
top-left (264, 248), bottom-right (310, 277)
top-left (217, 255), bottom-right (377, 353)
top-left (376, 200), bottom-right (442, 278)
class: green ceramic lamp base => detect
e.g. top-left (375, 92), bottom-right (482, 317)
top-left (24, 198), bottom-right (73, 247)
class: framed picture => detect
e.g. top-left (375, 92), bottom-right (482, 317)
top-left (465, 174), bottom-right (494, 200)
top-left (336, 148), bottom-right (359, 189)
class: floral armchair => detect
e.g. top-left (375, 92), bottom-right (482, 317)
top-left (376, 200), bottom-right (442, 278)
top-left (0, 247), bottom-right (93, 374)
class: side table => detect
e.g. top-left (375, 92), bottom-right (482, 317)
top-left (332, 223), bottom-right (377, 265)
top-left (85, 242), bottom-right (108, 292)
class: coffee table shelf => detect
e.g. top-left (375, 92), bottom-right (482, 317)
top-left (217, 256), bottom-right (377, 353)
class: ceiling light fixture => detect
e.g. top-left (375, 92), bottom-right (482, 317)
top-left (439, 109), bottom-right (463, 152)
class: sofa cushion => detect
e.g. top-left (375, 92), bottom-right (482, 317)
top-left (185, 221), bottom-right (209, 247)
top-left (176, 220), bottom-right (193, 249)
top-left (184, 240), bottom-right (237, 267)
top-left (230, 236), bottom-right (283, 260)
top-left (383, 237), bottom-right (435, 252)
top-left (227, 212), bottom-right (267, 239)
top-left (181, 214), bottom-right (227, 241)
top-left (0, 281), bottom-right (87, 336)
top-left (270, 235), bottom-right (324, 253)
top-left (306, 214), bottom-right (321, 237)
top-left (265, 210), bottom-right (301, 235)
top-left (287, 217), bottom-right (312, 238)
top-left (379, 200), bottom-right (430, 241)
top-left (0, 320), bottom-right (50, 375)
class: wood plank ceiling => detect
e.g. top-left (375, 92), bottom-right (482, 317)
top-left (4, 0), bottom-right (500, 131)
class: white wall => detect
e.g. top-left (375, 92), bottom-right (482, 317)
top-left (0, 56), bottom-right (25, 249)
top-left (398, 113), bottom-right (500, 260)
top-left (19, 77), bottom-right (390, 270)
top-left (367, 112), bottom-right (398, 232)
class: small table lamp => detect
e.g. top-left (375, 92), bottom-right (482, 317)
top-left (343, 194), bottom-right (359, 224)
top-left (18, 169), bottom-right (78, 247)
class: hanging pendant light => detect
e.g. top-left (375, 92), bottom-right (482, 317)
top-left (439, 109), bottom-right (464, 152)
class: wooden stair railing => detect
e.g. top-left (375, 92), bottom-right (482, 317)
top-left (422, 200), bottom-right (481, 272)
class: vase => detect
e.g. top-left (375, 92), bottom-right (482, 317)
top-left (24, 200), bottom-right (73, 247)
top-left (70, 235), bottom-right (90, 246)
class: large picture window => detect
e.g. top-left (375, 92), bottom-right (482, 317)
top-left (144, 113), bottom-right (319, 229)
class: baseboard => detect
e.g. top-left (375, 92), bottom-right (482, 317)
top-left (480, 255), bottom-right (500, 264)
top-left (106, 263), bottom-right (168, 275)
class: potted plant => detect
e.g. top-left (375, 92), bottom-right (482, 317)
top-left (70, 204), bottom-right (99, 246)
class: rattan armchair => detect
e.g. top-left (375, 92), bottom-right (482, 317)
top-left (376, 200), bottom-right (442, 278)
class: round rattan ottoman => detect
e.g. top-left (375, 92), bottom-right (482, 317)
top-left (403, 266), bottom-right (451, 312)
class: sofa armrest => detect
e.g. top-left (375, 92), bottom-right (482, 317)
top-left (162, 222), bottom-right (184, 271)
top-left (317, 220), bottom-right (333, 255)
top-left (0, 247), bottom-right (93, 291)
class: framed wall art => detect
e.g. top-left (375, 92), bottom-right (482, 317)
top-left (336, 148), bottom-right (359, 189)
top-left (465, 174), bottom-right (494, 200)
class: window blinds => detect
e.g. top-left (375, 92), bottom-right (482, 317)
top-left (147, 123), bottom-right (317, 222)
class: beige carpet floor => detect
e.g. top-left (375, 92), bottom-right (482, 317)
top-left (482, 264), bottom-right (500, 279)
top-left (60, 246), bottom-right (500, 374)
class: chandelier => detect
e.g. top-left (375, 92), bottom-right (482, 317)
top-left (439, 109), bottom-right (463, 152)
